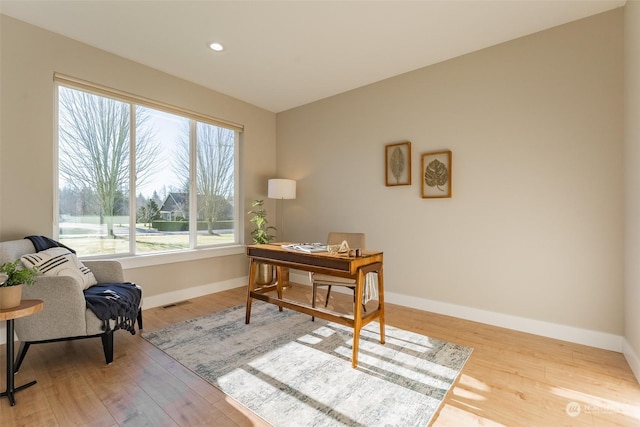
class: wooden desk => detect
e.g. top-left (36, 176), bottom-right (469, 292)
top-left (245, 244), bottom-right (385, 368)
top-left (0, 299), bottom-right (44, 406)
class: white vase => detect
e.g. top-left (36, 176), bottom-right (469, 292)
top-left (0, 284), bottom-right (22, 309)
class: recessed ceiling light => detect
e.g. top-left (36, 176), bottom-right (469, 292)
top-left (209, 42), bottom-right (224, 52)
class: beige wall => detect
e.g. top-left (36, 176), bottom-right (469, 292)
top-left (0, 8), bottom-right (633, 357)
top-left (0, 15), bottom-right (277, 298)
top-left (624, 0), bottom-right (640, 374)
top-left (277, 10), bottom-right (624, 335)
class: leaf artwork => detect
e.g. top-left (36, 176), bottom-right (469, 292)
top-left (425, 159), bottom-right (448, 191)
top-left (390, 147), bottom-right (405, 184)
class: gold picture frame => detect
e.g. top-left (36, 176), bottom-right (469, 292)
top-left (385, 141), bottom-right (411, 186)
top-left (421, 150), bottom-right (452, 198)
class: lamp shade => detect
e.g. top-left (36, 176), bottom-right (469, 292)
top-left (268, 179), bottom-right (296, 199)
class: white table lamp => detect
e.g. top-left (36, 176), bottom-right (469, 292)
top-left (268, 179), bottom-right (296, 200)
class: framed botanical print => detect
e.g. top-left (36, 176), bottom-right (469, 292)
top-left (385, 141), bottom-right (411, 186)
top-left (421, 150), bottom-right (452, 198)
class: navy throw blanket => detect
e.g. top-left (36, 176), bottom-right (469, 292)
top-left (25, 235), bottom-right (77, 254)
top-left (84, 282), bottom-right (141, 335)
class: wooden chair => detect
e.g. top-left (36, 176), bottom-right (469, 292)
top-left (311, 232), bottom-right (366, 318)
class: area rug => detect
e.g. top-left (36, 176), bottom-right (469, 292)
top-left (142, 302), bottom-right (472, 427)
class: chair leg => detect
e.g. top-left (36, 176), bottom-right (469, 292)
top-left (13, 342), bottom-right (31, 373)
top-left (350, 287), bottom-right (366, 314)
top-left (101, 332), bottom-right (114, 365)
top-left (311, 283), bottom-right (317, 321)
top-left (325, 285), bottom-right (332, 307)
top-left (137, 308), bottom-right (143, 330)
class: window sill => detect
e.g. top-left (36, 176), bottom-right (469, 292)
top-left (112, 245), bottom-right (246, 270)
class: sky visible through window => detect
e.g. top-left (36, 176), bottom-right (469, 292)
top-left (137, 107), bottom-right (187, 200)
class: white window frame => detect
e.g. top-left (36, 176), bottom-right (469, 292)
top-left (53, 74), bottom-right (245, 266)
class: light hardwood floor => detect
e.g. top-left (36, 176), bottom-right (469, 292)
top-left (1, 285), bottom-right (638, 426)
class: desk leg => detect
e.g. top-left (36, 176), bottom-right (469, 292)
top-left (377, 266), bottom-right (385, 345)
top-left (275, 266), bottom-right (285, 312)
top-left (1, 319), bottom-right (37, 406)
top-left (351, 269), bottom-right (365, 368)
top-left (245, 259), bottom-right (258, 324)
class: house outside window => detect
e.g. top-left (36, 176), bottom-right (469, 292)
top-left (55, 76), bottom-right (242, 257)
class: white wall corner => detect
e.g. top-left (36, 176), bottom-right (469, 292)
top-left (623, 338), bottom-right (640, 384)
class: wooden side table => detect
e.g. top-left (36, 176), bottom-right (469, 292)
top-left (0, 299), bottom-right (43, 406)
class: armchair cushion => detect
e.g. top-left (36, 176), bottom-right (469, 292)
top-left (21, 247), bottom-right (97, 289)
top-left (83, 260), bottom-right (124, 283)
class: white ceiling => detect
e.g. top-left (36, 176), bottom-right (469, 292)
top-left (0, 0), bottom-right (626, 113)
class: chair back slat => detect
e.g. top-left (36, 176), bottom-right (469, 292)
top-left (327, 232), bottom-right (365, 249)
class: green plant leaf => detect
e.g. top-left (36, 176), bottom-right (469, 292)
top-left (247, 199), bottom-right (276, 244)
top-left (0, 260), bottom-right (39, 286)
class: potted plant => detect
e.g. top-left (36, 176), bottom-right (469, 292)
top-left (0, 260), bottom-right (39, 309)
top-left (248, 199), bottom-right (277, 245)
top-left (248, 199), bottom-right (276, 285)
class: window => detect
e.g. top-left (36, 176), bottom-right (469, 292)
top-left (56, 77), bottom-right (242, 257)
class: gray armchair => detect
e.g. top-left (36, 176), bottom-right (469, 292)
top-left (0, 239), bottom-right (142, 371)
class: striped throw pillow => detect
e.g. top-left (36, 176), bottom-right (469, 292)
top-left (21, 247), bottom-right (97, 290)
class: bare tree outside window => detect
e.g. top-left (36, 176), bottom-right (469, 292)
top-left (174, 123), bottom-right (235, 237)
top-left (58, 87), bottom-right (159, 239)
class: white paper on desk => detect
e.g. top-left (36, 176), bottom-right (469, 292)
top-left (281, 243), bottom-right (327, 253)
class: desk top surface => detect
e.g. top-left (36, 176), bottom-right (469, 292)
top-left (246, 244), bottom-right (382, 274)
top-left (248, 242), bottom-right (381, 255)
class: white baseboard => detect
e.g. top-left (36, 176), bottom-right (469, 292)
top-left (0, 272), bottom-right (630, 364)
top-left (623, 338), bottom-right (640, 384)
top-left (386, 290), bottom-right (623, 352)
top-left (289, 271), bottom-right (624, 352)
top-left (141, 276), bottom-right (247, 310)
